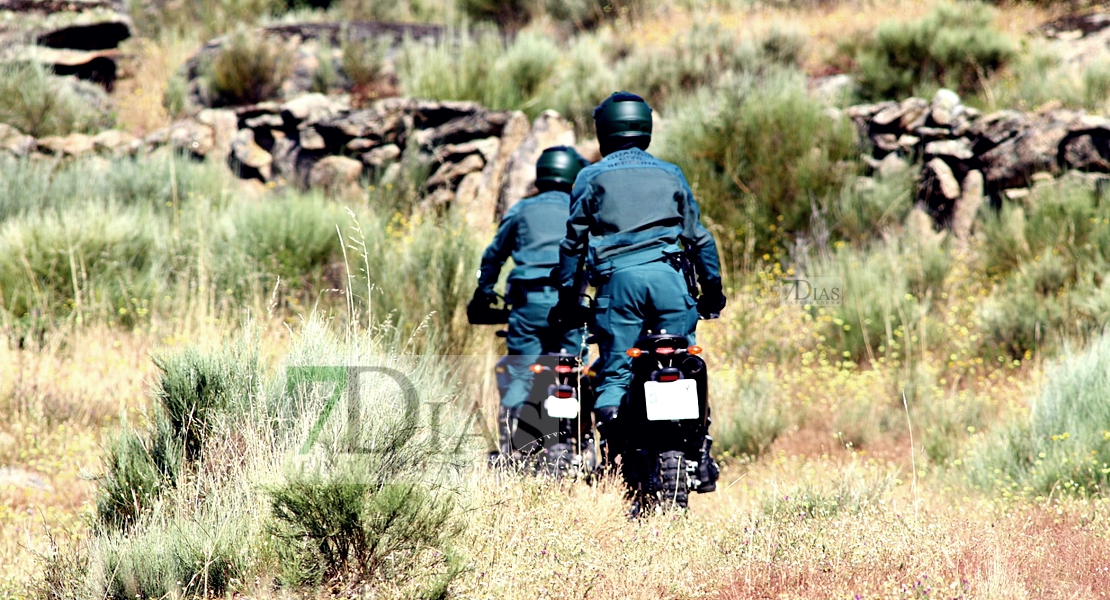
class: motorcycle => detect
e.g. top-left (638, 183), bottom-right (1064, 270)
top-left (609, 329), bottom-right (719, 516)
top-left (493, 331), bottom-right (598, 478)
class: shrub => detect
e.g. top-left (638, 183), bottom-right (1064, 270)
top-left (0, 62), bottom-right (111, 137)
top-left (831, 170), bottom-right (915, 243)
top-left (713, 370), bottom-right (787, 460)
top-left (659, 70), bottom-right (858, 264)
top-left (970, 329), bottom-right (1110, 497)
top-left (461, 0), bottom-right (531, 29)
top-left (94, 425), bottom-right (182, 532)
top-left (341, 34), bottom-right (391, 103)
top-left (269, 478), bottom-right (462, 590)
top-left (540, 0), bottom-right (654, 29)
top-left (975, 180), bottom-right (1110, 356)
top-left (396, 29), bottom-right (559, 116)
top-left (334, 0), bottom-right (459, 23)
top-left (617, 24), bottom-right (804, 109)
top-left (203, 28), bottom-right (292, 107)
top-left (848, 2), bottom-right (1017, 101)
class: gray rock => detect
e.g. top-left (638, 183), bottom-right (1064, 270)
top-left (92, 129), bottom-right (135, 153)
top-left (440, 137), bottom-right (500, 163)
top-left (230, 129), bottom-right (272, 180)
top-left (168, 120), bottom-right (215, 156)
top-left (872, 133), bottom-right (900, 152)
top-left (308, 155), bottom-right (363, 192)
top-left (897, 134), bottom-right (921, 150)
top-left (37, 133), bottom-right (94, 156)
top-left (878, 152), bottom-right (909, 179)
top-left (346, 138), bottom-right (379, 152)
top-left (923, 158), bottom-right (961, 200)
top-left (281, 92), bottom-right (346, 124)
top-left (426, 153), bottom-right (486, 190)
top-left (968, 110), bottom-right (1026, 146)
top-left (925, 138), bottom-right (974, 160)
top-left (299, 126), bottom-right (326, 151)
top-left (196, 108), bottom-right (238, 159)
top-left (363, 143), bottom-right (400, 168)
top-left (930, 88), bottom-right (961, 126)
top-left (1062, 134), bottom-right (1110, 172)
top-left (981, 117), bottom-right (1070, 188)
top-left (953, 170), bottom-right (984, 240)
top-left (497, 110), bottom-right (575, 214)
top-left (897, 97), bottom-right (930, 130)
top-left (0, 124), bottom-right (35, 156)
top-left (245, 114), bottom-right (283, 129)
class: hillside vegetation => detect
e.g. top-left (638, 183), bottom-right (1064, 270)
top-left (3, 0), bottom-right (1110, 598)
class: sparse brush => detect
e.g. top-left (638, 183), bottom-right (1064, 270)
top-left (203, 28), bottom-right (293, 107)
top-left (713, 370), bottom-right (788, 460)
top-left (128, 0), bottom-right (284, 38)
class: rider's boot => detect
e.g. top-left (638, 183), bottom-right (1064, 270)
top-left (593, 405), bottom-right (620, 474)
top-left (488, 405), bottom-right (522, 469)
top-left (696, 434), bottom-right (720, 493)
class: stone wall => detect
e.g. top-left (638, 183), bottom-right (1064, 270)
top-left (846, 89), bottom-right (1110, 238)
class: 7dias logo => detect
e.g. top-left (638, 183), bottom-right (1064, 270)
top-left (781, 276), bottom-right (843, 306)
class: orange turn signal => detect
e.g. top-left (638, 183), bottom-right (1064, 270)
top-left (687, 345), bottom-right (703, 355)
top-left (625, 348), bottom-right (643, 358)
top-left (529, 364), bottom-right (544, 373)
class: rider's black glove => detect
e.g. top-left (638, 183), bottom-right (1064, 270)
top-left (697, 279), bottom-right (726, 319)
top-left (548, 288), bottom-right (589, 330)
top-left (467, 291), bottom-right (502, 324)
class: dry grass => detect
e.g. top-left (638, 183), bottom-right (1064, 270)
top-left (624, 0), bottom-right (1060, 76)
top-left (111, 34), bottom-right (201, 136)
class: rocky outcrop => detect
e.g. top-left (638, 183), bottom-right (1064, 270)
top-left (848, 89), bottom-right (1110, 234)
top-left (0, 0), bottom-right (132, 89)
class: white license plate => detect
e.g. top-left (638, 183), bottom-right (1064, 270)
top-left (545, 395), bottom-right (579, 419)
top-left (644, 379), bottom-right (700, 421)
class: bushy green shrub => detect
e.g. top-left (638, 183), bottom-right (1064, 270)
top-left (848, 2), bottom-right (1017, 101)
top-left (269, 478), bottom-right (461, 589)
top-left (970, 330), bottom-right (1110, 497)
top-left (341, 35), bottom-right (391, 98)
top-left (0, 62), bottom-right (112, 137)
top-left (95, 425), bottom-right (182, 532)
top-left (659, 70), bottom-right (858, 262)
top-left (203, 28), bottom-right (292, 107)
top-left (713, 370), bottom-right (787, 460)
top-left (975, 181), bottom-right (1110, 356)
top-left (831, 171), bottom-right (915, 243)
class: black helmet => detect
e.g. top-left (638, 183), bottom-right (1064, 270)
top-left (535, 146), bottom-right (589, 191)
top-left (593, 91), bottom-right (652, 156)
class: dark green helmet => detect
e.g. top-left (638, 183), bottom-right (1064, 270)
top-left (535, 146), bottom-right (589, 190)
top-left (593, 91), bottom-right (652, 156)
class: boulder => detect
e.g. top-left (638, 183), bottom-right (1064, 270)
top-left (363, 144), bottom-right (400, 168)
top-left (91, 128), bottom-right (135, 154)
top-left (923, 158), bottom-right (961, 201)
top-left (1061, 133), bottom-right (1110, 172)
top-left (281, 92), bottom-right (346, 125)
top-left (196, 108), bottom-right (238, 159)
top-left (229, 128), bottom-right (273, 181)
top-left (475, 111), bottom-right (530, 227)
top-left (980, 116), bottom-right (1070, 189)
top-left (929, 88), bottom-right (961, 127)
top-left (36, 132), bottom-right (94, 156)
top-left (952, 170), bottom-right (984, 240)
top-left (168, 120), bottom-right (215, 157)
top-left (0, 124), bottom-right (36, 156)
top-left (924, 138), bottom-right (974, 160)
top-left (878, 152), bottom-right (909, 179)
top-left (497, 110), bottom-right (575, 214)
top-left (426, 153), bottom-right (486, 190)
top-left (308, 155), bottom-right (363, 193)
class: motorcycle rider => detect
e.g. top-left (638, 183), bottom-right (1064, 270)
top-left (468, 146), bottom-right (591, 464)
top-left (550, 91), bottom-right (727, 469)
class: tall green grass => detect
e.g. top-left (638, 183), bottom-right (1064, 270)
top-left (970, 330), bottom-right (1110, 497)
top-left (0, 155), bottom-right (481, 351)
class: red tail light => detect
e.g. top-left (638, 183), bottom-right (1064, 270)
top-left (555, 365), bottom-right (573, 373)
top-left (656, 347), bottom-right (675, 355)
top-left (555, 388), bottom-right (574, 398)
top-left (658, 373), bottom-right (680, 382)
